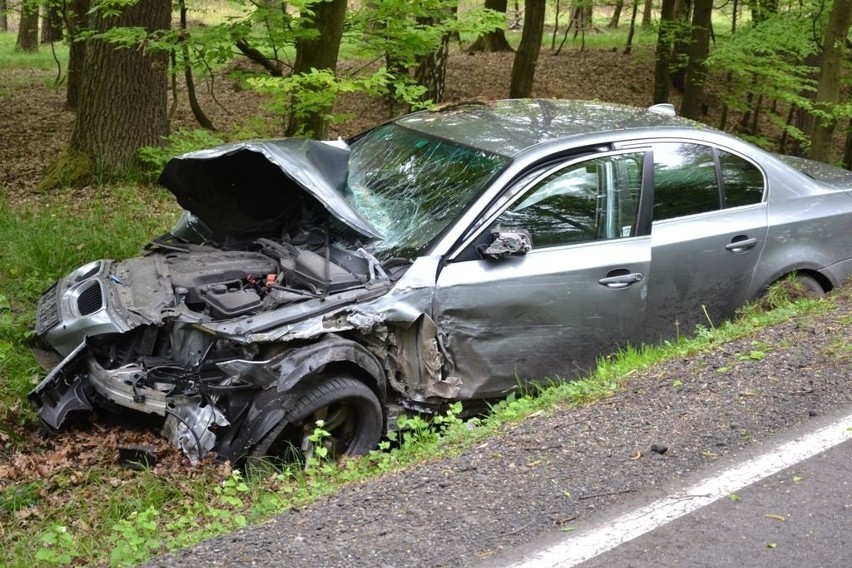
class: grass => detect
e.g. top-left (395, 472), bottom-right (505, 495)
top-left (0, 31), bottom-right (68, 97)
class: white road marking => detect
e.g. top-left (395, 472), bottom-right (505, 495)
top-left (506, 412), bottom-right (852, 568)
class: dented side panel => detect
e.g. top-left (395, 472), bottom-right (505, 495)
top-left (434, 237), bottom-right (652, 399)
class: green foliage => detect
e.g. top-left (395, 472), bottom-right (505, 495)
top-left (35, 524), bottom-right (81, 565)
top-left (306, 419), bottom-right (332, 465)
top-left (354, 0), bottom-right (503, 66)
top-left (109, 507), bottom-right (161, 567)
top-left (0, 481), bottom-right (43, 513)
top-left (138, 129), bottom-right (226, 178)
top-left (708, 9), bottom-right (822, 145)
top-left (250, 68), bottom-right (429, 137)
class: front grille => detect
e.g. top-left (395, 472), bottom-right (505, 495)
top-left (77, 283), bottom-right (104, 315)
top-left (36, 284), bottom-right (60, 334)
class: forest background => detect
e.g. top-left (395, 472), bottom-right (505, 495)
top-left (1, 0), bottom-right (851, 188)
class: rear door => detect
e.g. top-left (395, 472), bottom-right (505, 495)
top-left (642, 142), bottom-right (768, 339)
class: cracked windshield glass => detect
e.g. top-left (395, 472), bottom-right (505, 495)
top-left (347, 124), bottom-right (510, 258)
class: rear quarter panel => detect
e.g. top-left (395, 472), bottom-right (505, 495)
top-left (747, 159), bottom-right (852, 298)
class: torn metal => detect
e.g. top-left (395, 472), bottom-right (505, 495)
top-left (29, 130), bottom-right (494, 463)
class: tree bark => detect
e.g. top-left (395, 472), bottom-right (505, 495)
top-left (468, 0), bottom-right (514, 53)
top-left (235, 38), bottom-right (284, 76)
top-left (62, 0), bottom-right (170, 182)
top-left (608, 0), bottom-right (624, 29)
top-left (653, 0), bottom-right (677, 104)
top-left (641, 0), bottom-right (653, 29)
top-left (624, 0), bottom-right (640, 54)
top-left (415, 30), bottom-right (450, 103)
top-left (509, 0), bottom-right (546, 98)
top-left (285, 0), bottom-right (347, 138)
top-left (669, 0), bottom-right (692, 93)
top-left (680, 0), bottom-right (713, 119)
top-left (0, 0), bottom-right (8, 32)
top-left (65, 0), bottom-right (89, 110)
top-left (809, 0), bottom-right (852, 163)
top-left (41, 0), bottom-right (64, 43)
top-left (16, 0), bottom-right (39, 52)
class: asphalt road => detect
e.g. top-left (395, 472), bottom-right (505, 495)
top-left (489, 407), bottom-right (852, 568)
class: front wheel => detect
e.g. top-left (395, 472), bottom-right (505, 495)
top-left (249, 375), bottom-right (383, 465)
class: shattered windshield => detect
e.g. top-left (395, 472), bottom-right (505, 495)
top-left (348, 124), bottom-right (510, 258)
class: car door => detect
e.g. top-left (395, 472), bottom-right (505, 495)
top-left (642, 142), bottom-right (768, 340)
top-left (433, 150), bottom-right (652, 400)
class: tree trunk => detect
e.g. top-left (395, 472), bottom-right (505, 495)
top-left (653, 0), bottom-right (677, 104)
top-left (16, 0), bottom-right (39, 52)
top-left (749, 0), bottom-right (779, 24)
top-left (680, 0), bottom-right (712, 119)
top-left (608, 0), bottom-right (624, 29)
top-left (509, 0), bottom-right (546, 98)
top-left (57, 0), bottom-right (170, 184)
top-left (842, 119), bottom-right (852, 169)
top-left (641, 0), bottom-right (653, 29)
top-left (177, 0), bottom-right (214, 130)
top-left (624, 0), bottom-right (640, 54)
top-left (41, 0), bottom-right (64, 43)
top-left (469, 0), bottom-right (514, 53)
top-left (0, 0), bottom-right (8, 32)
top-left (669, 0), bottom-right (692, 93)
top-left (65, 0), bottom-right (90, 110)
top-left (415, 30), bottom-right (450, 103)
top-left (285, 0), bottom-right (347, 138)
top-left (809, 0), bottom-right (852, 163)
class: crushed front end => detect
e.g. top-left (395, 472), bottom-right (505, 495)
top-left (30, 236), bottom-right (398, 463)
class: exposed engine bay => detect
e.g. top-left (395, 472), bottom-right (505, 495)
top-left (30, 227), bottom-right (416, 463)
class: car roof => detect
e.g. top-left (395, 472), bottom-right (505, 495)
top-left (394, 99), bottom-right (702, 157)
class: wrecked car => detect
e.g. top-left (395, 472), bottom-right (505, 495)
top-left (31, 99), bottom-right (852, 464)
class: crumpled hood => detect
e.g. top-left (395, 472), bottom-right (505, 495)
top-left (158, 139), bottom-right (382, 243)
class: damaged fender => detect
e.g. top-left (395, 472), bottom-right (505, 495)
top-left (214, 334), bottom-right (387, 462)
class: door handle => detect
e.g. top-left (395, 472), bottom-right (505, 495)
top-left (725, 236), bottom-right (758, 253)
top-left (598, 271), bottom-right (644, 289)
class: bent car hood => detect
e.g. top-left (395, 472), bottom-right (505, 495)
top-left (158, 139), bottom-right (382, 242)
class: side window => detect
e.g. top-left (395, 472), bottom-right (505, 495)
top-left (653, 143), bottom-right (720, 221)
top-left (491, 153), bottom-right (644, 249)
top-left (719, 151), bottom-right (764, 207)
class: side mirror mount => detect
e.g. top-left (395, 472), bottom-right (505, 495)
top-left (476, 230), bottom-right (532, 260)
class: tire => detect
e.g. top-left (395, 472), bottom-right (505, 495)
top-left (249, 375), bottom-right (383, 465)
top-left (792, 273), bottom-right (825, 296)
